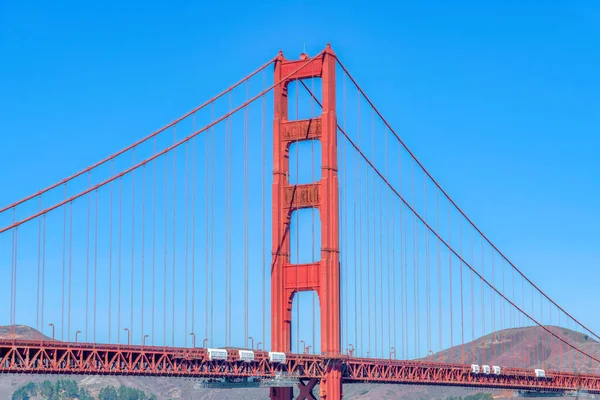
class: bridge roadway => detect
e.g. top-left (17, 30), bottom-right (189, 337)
top-left (1, 339), bottom-right (599, 393)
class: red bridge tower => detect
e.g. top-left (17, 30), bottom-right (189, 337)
top-left (271, 44), bottom-right (342, 400)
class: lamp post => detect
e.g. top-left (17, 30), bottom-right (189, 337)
top-left (347, 344), bottom-right (354, 357)
top-left (143, 334), bottom-right (149, 346)
top-left (390, 347), bottom-right (396, 360)
top-left (48, 323), bottom-right (55, 341)
top-left (202, 338), bottom-right (208, 348)
top-left (305, 346), bottom-right (312, 354)
top-left (190, 332), bottom-right (196, 348)
top-left (248, 336), bottom-right (254, 350)
top-left (300, 340), bottom-right (305, 354)
top-left (124, 328), bottom-right (131, 345)
top-left (257, 342), bottom-right (262, 351)
top-left (75, 330), bottom-right (81, 343)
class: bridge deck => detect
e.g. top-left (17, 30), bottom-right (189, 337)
top-left (1, 339), bottom-right (599, 393)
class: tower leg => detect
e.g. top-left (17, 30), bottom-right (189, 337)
top-left (320, 364), bottom-right (343, 400)
top-left (270, 387), bottom-right (293, 400)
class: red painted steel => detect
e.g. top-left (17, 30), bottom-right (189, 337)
top-left (271, 44), bottom-right (341, 399)
top-left (1, 340), bottom-right (599, 394)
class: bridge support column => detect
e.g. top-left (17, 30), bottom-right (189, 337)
top-left (271, 44), bottom-right (342, 400)
top-left (270, 387), bottom-right (293, 400)
top-left (320, 363), bottom-right (343, 399)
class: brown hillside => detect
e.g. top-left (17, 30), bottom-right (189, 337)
top-left (424, 326), bottom-right (600, 373)
top-left (0, 325), bottom-right (53, 341)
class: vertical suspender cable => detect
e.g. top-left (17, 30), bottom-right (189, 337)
top-left (261, 75), bottom-right (266, 350)
top-left (9, 211), bottom-right (14, 336)
top-left (244, 83), bottom-right (249, 345)
top-left (500, 258), bottom-right (504, 356)
top-left (205, 113), bottom-right (209, 346)
top-left (225, 94), bottom-right (231, 346)
top-left (172, 126), bottom-right (177, 346)
top-left (437, 190), bottom-right (442, 358)
top-left (36, 197), bottom-right (42, 338)
top-left (351, 70), bottom-right (359, 355)
top-left (142, 161), bottom-right (147, 343)
top-left (425, 176), bottom-right (431, 356)
top-left (398, 151), bottom-right (404, 359)
top-left (87, 175), bottom-right (91, 342)
top-left (130, 150), bottom-right (136, 343)
top-left (229, 95), bottom-right (233, 347)
top-left (404, 191), bottom-right (408, 359)
top-left (412, 162), bottom-right (418, 358)
top-left (358, 90), bottom-right (363, 355)
top-left (460, 219), bottom-right (464, 363)
top-left (68, 201), bottom-right (73, 341)
top-left (185, 140), bottom-right (189, 347)
top-left (491, 251), bottom-right (495, 360)
top-left (205, 106), bottom-right (212, 345)
top-left (109, 160), bottom-right (114, 343)
top-left (343, 128), bottom-right (348, 354)
top-left (385, 128), bottom-right (391, 356)
top-left (470, 229), bottom-right (475, 362)
top-left (62, 185), bottom-right (67, 340)
top-left (481, 237), bottom-right (485, 364)
top-left (225, 97), bottom-right (230, 346)
top-left (192, 125), bottom-right (197, 346)
top-left (531, 284), bottom-right (535, 364)
top-left (152, 138), bottom-right (157, 346)
top-left (211, 103), bottom-right (215, 347)
top-left (397, 151), bottom-right (402, 359)
top-left (448, 198), bottom-right (454, 351)
top-left (94, 187), bottom-right (99, 343)
top-left (14, 223), bottom-right (18, 335)
top-left (372, 109), bottom-right (378, 358)
top-left (379, 176), bottom-right (383, 357)
top-left (512, 261), bottom-right (516, 367)
top-left (41, 212), bottom-right (47, 337)
top-left (366, 116), bottom-right (371, 355)
top-left (119, 177), bottom-right (123, 344)
top-left (163, 150), bottom-right (169, 346)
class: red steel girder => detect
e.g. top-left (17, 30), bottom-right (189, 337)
top-left (1, 340), bottom-right (600, 394)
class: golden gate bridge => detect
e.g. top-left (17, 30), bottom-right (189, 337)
top-left (1, 44), bottom-right (599, 400)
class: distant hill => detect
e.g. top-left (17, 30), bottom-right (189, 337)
top-left (0, 325), bottom-right (595, 399)
top-left (423, 325), bottom-right (599, 373)
top-left (0, 325), bottom-right (53, 341)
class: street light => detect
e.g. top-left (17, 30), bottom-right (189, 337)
top-left (75, 330), bottom-right (81, 343)
top-left (143, 334), bottom-right (149, 346)
top-left (347, 344), bottom-right (354, 357)
top-left (248, 336), bottom-right (254, 350)
top-left (190, 332), bottom-right (196, 348)
top-left (300, 340), bottom-right (305, 354)
top-left (202, 338), bottom-right (208, 348)
top-left (48, 323), bottom-right (55, 341)
top-left (257, 342), bottom-right (262, 351)
top-left (390, 347), bottom-right (396, 360)
top-left (305, 346), bottom-right (312, 354)
top-left (124, 328), bottom-right (131, 345)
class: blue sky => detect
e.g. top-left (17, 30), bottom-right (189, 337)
top-left (1, 0), bottom-right (599, 354)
